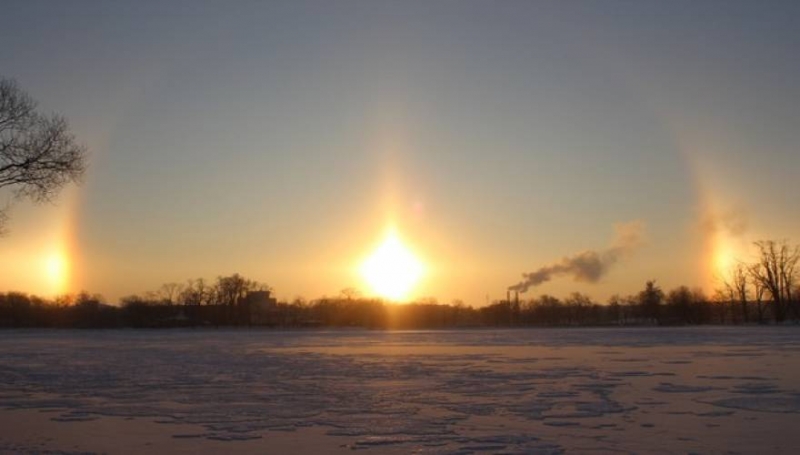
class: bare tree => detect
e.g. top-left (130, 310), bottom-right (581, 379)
top-left (564, 292), bottom-right (592, 325)
top-left (638, 280), bottom-right (664, 325)
top-left (667, 286), bottom-right (693, 324)
top-left (340, 287), bottom-right (360, 301)
top-left (731, 263), bottom-right (750, 323)
top-left (690, 288), bottom-right (711, 324)
top-left (179, 278), bottom-right (211, 306)
top-left (0, 78), bottom-right (86, 232)
top-left (752, 278), bottom-right (767, 324)
top-left (607, 294), bottom-right (623, 325)
top-left (722, 263), bottom-right (750, 323)
top-left (748, 240), bottom-right (799, 322)
top-left (214, 273), bottom-right (263, 324)
top-left (157, 282), bottom-right (183, 306)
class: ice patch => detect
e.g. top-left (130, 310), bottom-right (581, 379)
top-left (610, 371), bottom-right (651, 377)
top-left (731, 383), bottom-right (782, 395)
top-left (653, 383), bottom-right (717, 393)
top-left (544, 420), bottom-right (580, 427)
top-left (353, 435), bottom-right (417, 446)
top-left (537, 391), bottom-right (579, 398)
top-left (695, 410), bottom-right (735, 417)
top-left (205, 433), bottom-right (263, 441)
top-left (703, 396), bottom-right (800, 413)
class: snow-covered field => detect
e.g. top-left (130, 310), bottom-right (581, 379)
top-left (1, 327), bottom-right (799, 454)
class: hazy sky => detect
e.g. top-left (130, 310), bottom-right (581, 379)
top-left (1, 1), bottom-right (799, 304)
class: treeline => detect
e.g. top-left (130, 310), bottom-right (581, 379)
top-left (1, 240), bottom-right (798, 329)
top-left (0, 280), bottom-right (797, 329)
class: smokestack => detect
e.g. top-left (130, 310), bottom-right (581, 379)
top-left (506, 289), bottom-right (511, 304)
top-left (509, 220), bottom-right (645, 294)
top-left (515, 290), bottom-right (519, 307)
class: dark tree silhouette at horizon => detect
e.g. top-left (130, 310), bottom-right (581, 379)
top-left (639, 280), bottom-right (664, 325)
top-left (748, 240), bottom-right (799, 322)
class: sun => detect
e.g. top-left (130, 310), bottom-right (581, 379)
top-left (360, 229), bottom-right (424, 301)
top-left (714, 246), bottom-right (736, 281)
top-left (710, 230), bottom-right (745, 284)
top-left (44, 252), bottom-right (68, 294)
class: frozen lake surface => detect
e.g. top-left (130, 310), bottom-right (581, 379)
top-left (1, 327), bottom-right (800, 454)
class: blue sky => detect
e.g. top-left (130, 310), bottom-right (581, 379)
top-left (1, 1), bottom-right (798, 303)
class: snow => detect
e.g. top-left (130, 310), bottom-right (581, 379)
top-left (0, 327), bottom-right (799, 454)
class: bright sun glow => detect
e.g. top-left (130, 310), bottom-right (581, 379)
top-left (714, 246), bottom-right (735, 281)
top-left (360, 229), bottom-right (424, 301)
top-left (44, 252), bottom-right (68, 294)
top-left (711, 230), bottom-right (749, 285)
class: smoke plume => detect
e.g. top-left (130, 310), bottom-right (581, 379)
top-left (509, 220), bottom-right (646, 293)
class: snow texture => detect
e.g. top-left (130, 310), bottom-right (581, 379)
top-left (0, 327), bottom-right (799, 454)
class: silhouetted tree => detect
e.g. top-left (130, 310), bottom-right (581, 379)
top-left (711, 288), bottom-right (731, 324)
top-left (450, 299), bottom-right (468, 326)
top-left (340, 287), bottom-right (360, 300)
top-left (638, 280), bottom-right (664, 325)
top-left (0, 77), bottom-right (86, 233)
top-left (666, 286), bottom-right (693, 324)
top-left (564, 292), bottom-right (592, 325)
top-left (120, 294), bottom-right (151, 327)
top-left (157, 282), bottom-right (183, 305)
top-left (72, 292), bottom-right (116, 328)
top-left (214, 274), bottom-right (249, 323)
top-left (522, 294), bottom-right (564, 325)
top-left (689, 288), bottom-right (712, 324)
top-left (482, 299), bottom-right (513, 326)
top-left (212, 273), bottom-right (270, 325)
top-left (1, 292), bottom-right (32, 326)
top-left (177, 278), bottom-right (212, 324)
top-left (751, 278), bottom-right (767, 324)
top-left (722, 264), bottom-right (750, 323)
top-left (748, 240), bottom-right (799, 322)
top-left (607, 294), bottom-right (622, 325)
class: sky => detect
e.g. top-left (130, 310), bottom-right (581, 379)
top-left (0, 0), bottom-right (799, 305)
